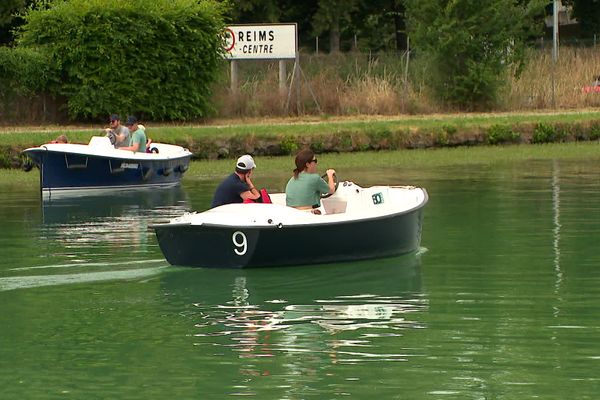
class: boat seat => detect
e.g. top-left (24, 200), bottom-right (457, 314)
top-left (322, 199), bottom-right (347, 214)
top-left (88, 136), bottom-right (113, 148)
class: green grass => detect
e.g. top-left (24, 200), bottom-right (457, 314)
top-left (2, 110), bottom-right (599, 146)
top-left (4, 141), bottom-right (599, 188)
top-left (184, 141), bottom-right (600, 178)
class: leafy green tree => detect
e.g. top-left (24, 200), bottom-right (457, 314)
top-left (405, 0), bottom-right (546, 110)
top-left (278, 0), bottom-right (319, 49)
top-left (0, 0), bottom-right (26, 44)
top-left (0, 0), bottom-right (24, 27)
top-left (224, 0), bottom-right (280, 23)
top-left (312, 0), bottom-right (359, 52)
top-left (351, 0), bottom-right (407, 51)
top-left (17, 0), bottom-right (226, 121)
top-left (563, 0), bottom-right (600, 38)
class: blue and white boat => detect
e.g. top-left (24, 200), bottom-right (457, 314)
top-left (23, 136), bottom-right (192, 199)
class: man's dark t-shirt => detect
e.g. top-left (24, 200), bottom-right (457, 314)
top-left (211, 173), bottom-right (249, 208)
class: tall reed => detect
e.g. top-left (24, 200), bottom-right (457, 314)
top-left (214, 47), bottom-right (600, 118)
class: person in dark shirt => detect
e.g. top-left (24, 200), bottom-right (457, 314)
top-left (211, 155), bottom-right (260, 208)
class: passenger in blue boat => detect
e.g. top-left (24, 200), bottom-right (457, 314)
top-left (211, 155), bottom-right (261, 208)
top-left (285, 148), bottom-right (335, 214)
top-left (104, 114), bottom-right (130, 148)
top-left (120, 115), bottom-right (147, 153)
top-left (50, 134), bottom-right (68, 144)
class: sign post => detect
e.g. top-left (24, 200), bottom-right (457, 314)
top-left (224, 23), bottom-right (319, 114)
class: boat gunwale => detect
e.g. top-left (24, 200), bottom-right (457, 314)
top-left (152, 188), bottom-right (429, 230)
top-left (22, 144), bottom-right (192, 162)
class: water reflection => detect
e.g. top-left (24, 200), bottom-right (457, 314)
top-left (552, 160), bottom-right (563, 307)
top-left (39, 186), bottom-right (189, 245)
top-left (0, 265), bottom-right (165, 292)
top-left (0, 187), bottom-right (191, 291)
top-left (162, 252), bottom-right (427, 374)
top-left (41, 186), bottom-right (190, 224)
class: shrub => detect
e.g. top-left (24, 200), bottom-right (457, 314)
top-left (310, 140), bottom-right (324, 153)
top-left (17, 0), bottom-right (226, 121)
top-left (590, 123), bottom-right (600, 140)
top-left (405, 0), bottom-right (545, 110)
top-left (0, 47), bottom-right (55, 96)
top-left (487, 124), bottom-right (520, 144)
top-left (532, 123), bottom-right (556, 144)
top-left (280, 136), bottom-right (298, 155)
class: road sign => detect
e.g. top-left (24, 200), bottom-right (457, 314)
top-left (225, 24), bottom-right (297, 60)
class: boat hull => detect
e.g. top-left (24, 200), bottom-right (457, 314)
top-left (24, 147), bottom-right (190, 198)
top-left (154, 207), bottom-right (425, 268)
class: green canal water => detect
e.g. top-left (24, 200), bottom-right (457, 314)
top-left (1, 159), bottom-right (600, 399)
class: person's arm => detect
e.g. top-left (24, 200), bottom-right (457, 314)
top-left (325, 169), bottom-right (336, 194)
top-left (120, 141), bottom-right (141, 152)
top-left (240, 174), bottom-right (260, 201)
top-left (115, 132), bottom-right (126, 145)
top-left (120, 131), bottom-right (144, 152)
top-left (116, 127), bottom-right (131, 146)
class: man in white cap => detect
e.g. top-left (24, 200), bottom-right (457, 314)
top-left (211, 155), bottom-right (261, 208)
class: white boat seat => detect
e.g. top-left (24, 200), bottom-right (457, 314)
top-left (88, 136), bottom-right (113, 148)
top-left (322, 199), bottom-right (347, 215)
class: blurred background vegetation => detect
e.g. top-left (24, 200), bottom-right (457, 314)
top-left (0, 0), bottom-right (599, 125)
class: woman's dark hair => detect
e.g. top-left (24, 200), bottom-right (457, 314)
top-left (293, 149), bottom-right (315, 179)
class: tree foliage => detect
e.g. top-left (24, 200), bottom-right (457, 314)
top-left (0, 46), bottom-right (54, 96)
top-left (0, 0), bottom-right (26, 44)
top-left (405, 0), bottom-right (546, 110)
top-left (224, 0), bottom-right (281, 23)
top-left (312, 0), bottom-right (359, 52)
top-left (564, 0), bottom-right (600, 38)
top-left (17, 0), bottom-right (226, 120)
top-left (350, 0), bottom-right (407, 51)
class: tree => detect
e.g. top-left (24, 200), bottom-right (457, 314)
top-left (405, 0), bottom-right (546, 110)
top-left (224, 0), bottom-right (280, 23)
top-left (563, 0), bottom-right (600, 38)
top-left (351, 0), bottom-right (408, 52)
top-left (0, 0), bottom-right (26, 44)
top-left (18, 0), bottom-right (226, 120)
top-left (278, 0), bottom-right (319, 50)
top-left (312, 0), bottom-right (359, 53)
top-left (0, 1), bottom-right (53, 45)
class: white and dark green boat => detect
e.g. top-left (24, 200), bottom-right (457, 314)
top-left (153, 181), bottom-right (428, 268)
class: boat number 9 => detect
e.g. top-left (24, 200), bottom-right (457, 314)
top-left (232, 231), bottom-right (247, 255)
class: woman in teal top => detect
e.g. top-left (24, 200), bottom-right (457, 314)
top-left (285, 149), bottom-right (336, 210)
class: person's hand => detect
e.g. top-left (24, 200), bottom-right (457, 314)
top-left (326, 168), bottom-right (336, 177)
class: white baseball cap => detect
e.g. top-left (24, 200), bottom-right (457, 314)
top-left (236, 155), bottom-right (256, 171)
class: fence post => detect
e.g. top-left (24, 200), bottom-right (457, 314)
top-left (279, 60), bottom-right (287, 96)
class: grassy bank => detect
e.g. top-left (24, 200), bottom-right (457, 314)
top-left (6, 141), bottom-right (600, 187)
top-left (1, 110), bottom-right (600, 168)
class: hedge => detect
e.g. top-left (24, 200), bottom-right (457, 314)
top-left (17, 0), bottom-right (226, 121)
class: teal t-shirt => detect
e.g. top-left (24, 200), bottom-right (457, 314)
top-left (130, 128), bottom-right (147, 152)
top-left (285, 172), bottom-right (330, 207)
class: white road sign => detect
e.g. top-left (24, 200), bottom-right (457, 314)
top-left (225, 24), bottom-right (297, 60)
